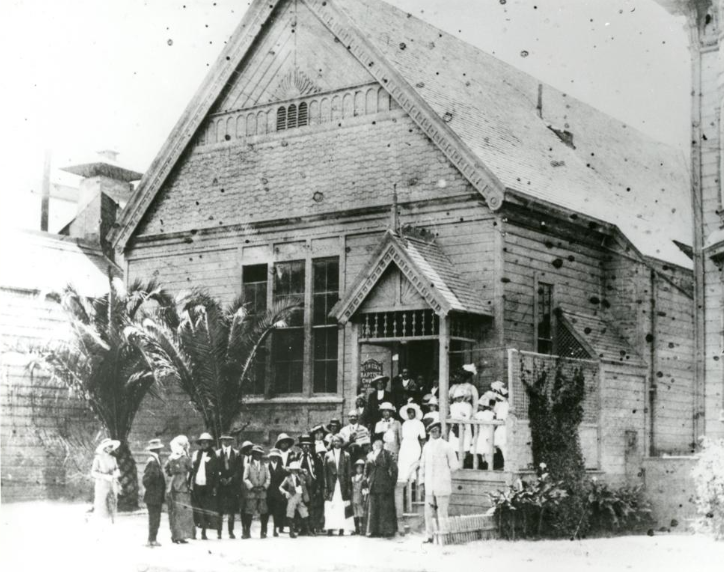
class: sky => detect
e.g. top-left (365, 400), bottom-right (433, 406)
top-left (0, 0), bottom-right (692, 231)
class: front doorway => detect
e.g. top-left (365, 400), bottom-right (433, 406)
top-left (358, 339), bottom-right (438, 394)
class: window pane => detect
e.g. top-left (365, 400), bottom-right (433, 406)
top-left (312, 257), bottom-right (339, 326)
top-left (272, 328), bottom-right (304, 394)
top-left (313, 326), bottom-right (338, 393)
top-left (537, 283), bottom-right (553, 354)
top-left (274, 260), bottom-right (305, 327)
top-left (243, 264), bottom-right (268, 316)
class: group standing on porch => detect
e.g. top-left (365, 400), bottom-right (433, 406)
top-left (96, 368), bottom-right (507, 546)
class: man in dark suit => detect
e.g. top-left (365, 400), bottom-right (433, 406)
top-left (365, 375), bottom-right (393, 432)
top-left (142, 439), bottom-right (166, 547)
top-left (266, 448), bottom-right (288, 536)
top-left (365, 435), bottom-right (399, 537)
top-left (216, 435), bottom-right (240, 539)
top-left (391, 367), bottom-right (421, 411)
top-left (237, 440), bottom-right (253, 538)
top-left (297, 434), bottom-right (324, 535)
top-left (190, 433), bottom-right (220, 540)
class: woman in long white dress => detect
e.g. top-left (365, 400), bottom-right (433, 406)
top-left (397, 402), bottom-right (426, 482)
top-left (471, 392), bottom-right (497, 469)
top-left (91, 438), bottom-right (121, 523)
top-left (491, 381), bottom-right (510, 468)
top-left (448, 386), bottom-right (473, 459)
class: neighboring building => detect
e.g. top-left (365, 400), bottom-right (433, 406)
top-left (110, 0), bottom-right (695, 515)
top-left (0, 154), bottom-right (139, 501)
top-left (653, 0), bottom-right (724, 441)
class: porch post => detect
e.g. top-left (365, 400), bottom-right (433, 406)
top-left (350, 322), bottom-right (360, 398)
top-left (438, 314), bottom-right (450, 436)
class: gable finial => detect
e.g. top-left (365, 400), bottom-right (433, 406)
top-left (391, 183), bottom-right (399, 235)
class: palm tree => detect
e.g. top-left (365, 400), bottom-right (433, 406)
top-left (128, 291), bottom-right (300, 444)
top-left (36, 276), bottom-right (173, 510)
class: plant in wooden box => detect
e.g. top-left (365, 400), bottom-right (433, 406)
top-left (31, 278), bottom-right (174, 510)
top-left (128, 290), bottom-right (300, 444)
top-left (522, 366), bottom-right (589, 538)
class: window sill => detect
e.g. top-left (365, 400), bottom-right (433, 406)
top-left (242, 395), bottom-right (344, 405)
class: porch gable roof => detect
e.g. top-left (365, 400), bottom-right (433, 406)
top-left (558, 307), bottom-right (646, 368)
top-left (332, 230), bottom-right (492, 324)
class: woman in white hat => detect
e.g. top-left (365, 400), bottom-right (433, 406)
top-left (422, 395), bottom-right (440, 429)
top-left (490, 381), bottom-right (510, 469)
top-left (91, 438), bottom-right (121, 523)
top-left (472, 392), bottom-right (497, 469)
top-left (373, 402), bottom-right (402, 460)
top-left (395, 401), bottom-right (426, 535)
top-left (448, 385), bottom-right (474, 463)
top-left (165, 435), bottom-right (194, 543)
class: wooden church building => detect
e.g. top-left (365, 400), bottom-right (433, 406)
top-left (112, 0), bottom-right (696, 496)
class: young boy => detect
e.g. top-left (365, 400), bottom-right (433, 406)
top-left (279, 461), bottom-right (310, 538)
top-left (351, 459), bottom-right (368, 535)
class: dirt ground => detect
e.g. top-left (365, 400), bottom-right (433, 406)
top-left (1, 501), bottom-right (722, 572)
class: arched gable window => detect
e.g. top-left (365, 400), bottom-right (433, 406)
top-left (276, 107), bottom-right (287, 131)
top-left (287, 104), bottom-right (298, 129)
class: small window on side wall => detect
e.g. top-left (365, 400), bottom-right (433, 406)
top-left (536, 282), bottom-right (554, 354)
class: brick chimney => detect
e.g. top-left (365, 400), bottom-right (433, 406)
top-left (59, 152), bottom-right (142, 257)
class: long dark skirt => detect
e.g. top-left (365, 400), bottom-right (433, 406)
top-left (192, 485), bottom-right (218, 529)
top-left (167, 490), bottom-right (194, 541)
top-left (267, 493), bottom-right (287, 529)
top-left (309, 490), bottom-right (325, 531)
top-left (366, 492), bottom-right (397, 537)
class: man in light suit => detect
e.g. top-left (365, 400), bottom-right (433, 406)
top-left (242, 445), bottom-right (271, 539)
top-left (419, 420), bottom-right (460, 544)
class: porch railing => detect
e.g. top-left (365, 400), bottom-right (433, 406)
top-left (446, 418), bottom-right (506, 471)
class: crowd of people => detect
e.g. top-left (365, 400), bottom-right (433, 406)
top-left (90, 368), bottom-right (509, 546)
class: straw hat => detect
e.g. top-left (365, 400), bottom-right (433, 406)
top-left (146, 439), bottom-right (164, 451)
top-left (96, 438), bottom-right (120, 455)
top-left (354, 459), bottom-right (366, 467)
top-left (399, 402), bottom-right (423, 420)
top-left (427, 420), bottom-right (442, 432)
top-left (196, 432), bottom-right (213, 443)
top-left (427, 396), bottom-right (439, 406)
top-left (370, 375), bottom-right (389, 387)
top-left (274, 433), bottom-right (294, 448)
top-left (379, 402), bottom-right (396, 412)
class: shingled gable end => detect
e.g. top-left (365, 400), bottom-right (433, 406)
top-left (118, 0), bottom-right (696, 522)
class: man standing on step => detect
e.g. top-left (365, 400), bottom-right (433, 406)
top-left (419, 420), bottom-right (459, 544)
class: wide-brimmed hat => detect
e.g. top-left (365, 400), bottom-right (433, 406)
top-left (399, 402), bottom-right (423, 420)
top-left (146, 439), bottom-right (164, 451)
top-left (347, 409), bottom-right (359, 418)
top-left (96, 438), bottom-right (120, 455)
top-left (219, 434), bottom-right (235, 441)
top-left (491, 380), bottom-right (509, 396)
top-left (196, 432), bottom-right (214, 443)
top-left (354, 459), bottom-right (366, 467)
top-left (326, 418), bottom-right (342, 432)
top-left (268, 448), bottom-right (282, 459)
top-left (275, 433), bottom-right (294, 448)
top-left (311, 424), bottom-right (329, 436)
top-left (379, 402), bottom-right (396, 412)
top-left (427, 420), bottom-right (442, 432)
top-left (251, 445), bottom-right (265, 455)
top-left (298, 434), bottom-right (313, 446)
top-left (370, 375), bottom-right (389, 387)
top-left (462, 363), bottom-right (478, 376)
top-left (288, 461), bottom-right (302, 471)
top-left (240, 440), bottom-right (254, 454)
top-left (479, 391), bottom-right (499, 407)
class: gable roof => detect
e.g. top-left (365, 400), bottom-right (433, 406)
top-left (112, 0), bottom-right (691, 270)
top-left (558, 307), bottom-right (646, 368)
top-left (332, 231), bottom-right (493, 323)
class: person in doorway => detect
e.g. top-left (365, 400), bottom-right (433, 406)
top-left (279, 461), bottom-right (310, 538)
top-left (143, 439), bottom-right (166, 547)
top-left (365, 375), bottom-right (393, 431)
top-left (242, 445), bottom-right (271, 539)
top-left (323, 434), bottom-right (355, 536)
top-left (91, 438), bottom-right (121, 525)
top-left (427, 378), bottom-right (441, 400)
top-left (365, 435), bottom-right (398, 538)
top-left (351, 460), bottom-right (368, 535)
top-left (215, 435), bottom-right (240, 539)
top-left (392, 367), bottom-right (421, 410)
top-left (419, 421), bottom-right (459, 544)
top-left (190, 433), bottom-right (219, 540)
top-left (375, 402), bottom-right (402, 460)
top-left (267, 448), bottom-right (288, 537)
top-left (165, 435), bottom-right (194, 544)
